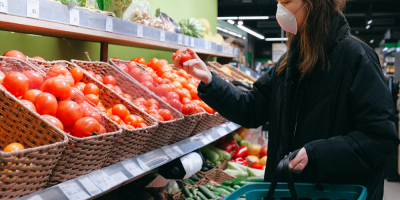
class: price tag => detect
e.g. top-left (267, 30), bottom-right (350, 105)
top-left (136, 157), bottom-right (151, 171)
top-left (109, 172), bottom-right (128, 187)
top-left (204, 41), bottom-right (209, 50)
top-left (0, 0), bottom-right (8, 14)
top-left (204, 132), bottom-right (214, 142)
top-left (184, 36), bottom-right (189, 46)
top-left (160, 30), bottom-right (165, 42)
top-left (200, 134), bottom-right (210, 145)
top-left (70, 9), bottom-right (79, 26)
top-left (58, 182), bottom-right (90, 200)
top-left (137, 25), bottom-right (143, 37)
top-left (106, 17), bottom-right (113, 32)
top-left (26, 195), bottom-right (43, 200)
top-left (122, 159), bottom-right (143, 176)
top-left (27, 0), bottom-right (39, 19)
top-left (228, 123), bottom-right (237, 131)
top-left (217, 128), bottom-right (228, 136)
top-left (191, 38), bottom-right (195, 47)
top-left (162, 145), bottom-right (184, 160)
top-left (178, 35), bottom-right (183, 45)
top-left (78, 177), bottom-right (101, 196)
top-left (88, 171), bottom-right (110, 191)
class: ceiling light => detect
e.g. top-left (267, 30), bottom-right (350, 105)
top-left (237, 25), bottom-right (264, 40)
top-left (217, 16), bottom-right (269, 20)
top-left (370, 39), bottom-right (374, 43)
top-left (265, 38), bottom-right (288, 41)
top-left (217, 26), bottom-right (244, 38)
top-left (383, 47), bottom-right (388, 51)
top-left (227, 20), bottom-right (235, 25)
top-left (217, 17), bottom-right (239, 20)
top-left (238, 21), bottom-right (243, 25)
top-left (366, 25), bottom-right (370, 29)
top-left (367, 20), bottom-right (373, 24)
top-left (243, 37), bottom-right (247, 40)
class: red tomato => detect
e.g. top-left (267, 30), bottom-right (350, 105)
top-left (22, 70), bottom-right (44, 90)
top-left (112, 57), bottom-right (119, 60)
top-left (195, 105), bottom-right (203, 113)
top-left (159, 109), bottom-right (172, 121)
top-left (147, 108), bottom-right (159, 114)
top-left (122, 93), bottom-right (133, 102)
top-left (112, 104), bottom-right (129, 119)
top-left (132, 57), bottom-right (146, 65)
top-left (154, 59), bottom-right (168, 71)
top-left (151, 113), bottom-right (164, 121)
top-left (133, 98), bottom-right (148, 107)
top-left (162, 78), bottom-right (172, 84)
top-left (109, 115), bottom-right (122, 124)
top-left (56, 100), bottom-right (83, 127)
top-left (3, 50), bottom-right (25, 60)
top-left (73, 117), bottom-right (101, 137)
top-left (190, 89), bottom-right (200, 100)
top-left (99, 125), bottom-right (106, 134)
top-left (42, 77), bottom-right (72, 101)
top-left (147, 58), bottom-right (158, 69)
top-left (145, 67), bottom-right (155, 74)
top-left (141, 81), bottom-right (155, 91)
top-left (35, 92), bottom-right (58, 115)
top-left (147, 99), bottom-right (159, 108)
top-left (186, 83), bottom-right (197, 92)
top-left (79, 102), bottom-right (102, 124)
top-left (166, 91), bottom-right (180, 101)
top-left (154, 85), bottom-right (168, 97)
top-left (117, 63), bottom-right (129, 73)
top-left (161, 72), bottom-right (174, 82)
top-left (21, 99), bottom-right (37, 112)
top-left (46, 65), bottom-right (74, 86)
top-left (22, 89), bottom-right (42, 104)
top-left (127, 61), bottom-right (138, 71)
top-left (0, 71), bottom-right (5, 84)
top-left (161, 96), bottom-right (168, 102)
top-left (181, 97), bottom-right (192, 105)
top-left (201, 103), bottom-right (214, 114)
top-left (124, 115), bottom-right (139, 127)
top-left (32, 56), bottom-right (45, 61)
top-left (105, 84), bottom-right (115, 91)
top-left (168, 99), bottom-right (183, 112)
top-left (83, 83), bottom-right (99, 95)
top-left (153, 76), bottom-right (163, 85)
top-left (42, 114), bottom-right (64, 130)
top-left (130, 68), bottom-right (142, 81)
top-left (176, 69), bottom-right (190, 80)
top-left (172, 81), bottom-right (183, 90)
top-left (137, 123), bottom-right (147, 128)
top-left (148, 104), bottom-right (159, 110)
top-left (3, 143), bottom-right (25, 152)
top-left (172, 49), bottom-right (192, 65)
top-left (175, 76), bottom-right (188, 88)
top-left (94, 74), bottom-right (103, 83)
top-left (85, 94), bottom-right (100, 106)
top-left (103, 75), bottom-right (116, 86)
top-left (114, 86), bottom-right (122, 93)
top-left (137, 105), bottom-right (148, 113)
top-left (68, 88), bottom-right (85, 104)
top-left (3, 72), bottom-right (29, 97)
top-left (182, 103), bottom-right (196, 115)
top-left (157, 65), bottom-right (173, 77)
top-left (74, 82), bottom-right (86, 92)
top-left (192, 100), bottom-right (202, 105)
top-left (87, 70), bottom-right (95, 77)
top-left (70, 67), bottom-right (83, 83)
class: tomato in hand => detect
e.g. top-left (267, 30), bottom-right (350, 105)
top-left (172, 49), bottom-right (192, 65)
top-left (57, 100), bottom-right (83, 127)
top-left (124, 115), bottom-right (139, 127)
top-left (36, 92), bottom-right (58, 115)
top-left (85, 94), bottom-right (100, 106)
top-left (22, 89), bottom-right (42, 104)
top-left (94, 74), bottom-right (103, 83)
top-left (42, 77), bottom-right (72, 101)
top-left (79, 102), bottom-right (102, 124)
top-left (22, 70), bottom-right (44, 90)
top-left (3, 143), bottom-right (24, 152)
top-left (70, 67), bottom-right (83, 83)
top-left (42, 114), bottom-right (64, 131)
top-left (73, 117), bottom-right (101, 138)
top-left (151, 113), bottom-right (164, 121)
top-left (3, 72), bottom-right (29, 97)
top-left (132, 57), bottom-right (146, 65)
top-left (159, 109), bottom-right (172, 121)
top-left (103, 75), bottom-right (116, 86)
top-left (3, 50), bottom-right (25, 60)
top-left (112, 104), bottom-right (129, 119)
top-left (21, 99), bottom-right (37, 112)
top-left (83, 83), bottom-right (99, 95)
top-left (117, 63), bottom-right (129, 73)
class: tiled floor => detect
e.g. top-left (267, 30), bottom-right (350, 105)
top-left (384, 180), bottom-right (400, 200)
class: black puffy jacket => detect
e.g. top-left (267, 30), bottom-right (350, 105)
top-left (198, 12), bottom-right (399, 200)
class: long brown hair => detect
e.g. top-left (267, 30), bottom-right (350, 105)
top-left (277, 0), bottom-right (346, 76)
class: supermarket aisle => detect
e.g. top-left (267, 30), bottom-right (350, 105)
top-left (384, 180), bottom-right (400, 200)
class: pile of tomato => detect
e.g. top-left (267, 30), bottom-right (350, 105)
top-left (115, 56), bottom-right (215, 115)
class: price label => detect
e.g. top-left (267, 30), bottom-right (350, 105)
top-left (88, 171), bottom-right (110, 191)
top-left (137, 25), bottom-right (143, 37)
top-left (178, 35), bottom-right (183, 45)
top-left (217, 128), bottom-right (228, 137)
top-left (70, 9), bottom-right (79, 26)
top-left (122, 160), bottom-right (143, 176)
top-left (200, 134), bottom-right (210, 145)
top-left (109, 172), bottom-right (128, 187)
top-left (78, 177), bottom-right (101, 196)
top-left (58, 182), bottom-right (90, 200)
top-left (204, 132), bottom-right (214, 142)
top-left (191, 38), bottom-right (195, 47)
top-left (184, 36), bottom-right (189, 46)
top-left (162, 145), bottom-right (184, 160)
top-left (160, 30), bottom-right (165, 42)
top-left (27, 0), bottom-right (39, 19)
top-left (0, 0), bottom-right (8, 14)
top-left (136, 157), bottom-right (150, 171)
top-left (106, 17), bottom-right (113, 32)
top-left (204, 41), bottom-right (209, 50)
top-left (228, 123), bottom-right (237, 131)
top-left (26, 195), bottom-right (43, 200)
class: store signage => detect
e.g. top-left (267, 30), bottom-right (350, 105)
top-left (162, 145), bottom-right (184, 159)
top-left (88, 171), bottom-right (111, 191)
top-left (78, 177), bottom-right (102, 196)
top-left (70, 9), bottom-right (80, 26)
top-left (217, 128), bottom-right (228, 136)
top-left (160, 30), bottom-right (165, 42)
top-left (0, 0), bottom-right (8, 14)
top-left (58, 181), bottom-right (90, 200)
top-left (122, 159), bottom-right (144, 176)
top-left (137, 25), bottom-right (143, 37)
top-left (106, 17), bottom-right (113, 32)
top-left (27, 0), bottom-right (39, 19)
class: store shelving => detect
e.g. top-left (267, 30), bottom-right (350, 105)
top-left (16, 122), bottom-right (240, 200)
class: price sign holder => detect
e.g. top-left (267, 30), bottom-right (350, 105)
top-left (69, 8), bottom-right (79, 26)
top-left (184, 36), bottom-right (189, 46)
top-left (137, 25), bottom-right (143, 37)
top-left (0, 0), bottom-right (8, 14)
top-left (58, 181), bottom-right (90, 200)
top-left (109, 172), bottom-right (128, 187)
top-left (160, 30), bottom-right (165, 42)
top-left (88, 171), bottom-right (111, 191)
top-left (162, 145), bottom-right (184, 160)
top-left (178, 35), bottom-right (183, 45)
top-left (27, 0), bottom-right (39, 19)
top-left (217, 128), bottom-right (228, 137)
top-left (106, 17), bottom-right (113, 32)
top-left (191, 38), bottom-right (195, 47)
top-left (228, 123), bottom-right (237, 131)
top-left (78, 177), bottom-right (102, 196)
top-left (121, 159), bottom-right (143, 177)
top-left (26, 195), bottom-right (43, 200)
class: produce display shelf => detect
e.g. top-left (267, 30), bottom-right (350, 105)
top-left (0, 0), bottom-right (240, 62)
top-left (16, 122), bottom-right (240, 200)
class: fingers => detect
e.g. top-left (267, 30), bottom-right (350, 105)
top-left (288, 148), bottom-right (308, 171)
top-left (183, 60), bottom-right (199, 74)
top-left (174, 54), bottom-right (182, 69)
top-left (187, 48), bottom-right (201, 60)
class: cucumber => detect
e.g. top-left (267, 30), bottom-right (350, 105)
top-left (204, 183), bottom-right (212, 189)
top-left (198, 186), bottom-right (216, 199)
top-left (189, 188), bottom-right (197, 197)
top-left (212, 191), bottom-right (220, 195)
top-left (216, 185), bottom-right (235, 192)
top-left (233, 185), bottom-right (241, 190)
top-left (190, 174), bottom-right (201, 182)
top-left (212, 188), bottom-right (231, 196)
top-left (231, 177), bottom-right (247, 186)
top-left (183, 179), bottom-right (194, 185)
top-left (188, 179), bottom-right (196, 185)
top-left (207, 145), bottom-right (231, 160)
top-left (186, 198), bottom-right (194, 200)
top-left (218, 193), bottom-right (228, 198)
top-left (182, 186), bottom-right (194, 198)
top-left (196, 190), bottom-right (207, 200)
top-left (200, 147), bottom-right (220, 163)
top-left (242, 176), bottom-right (264, 182)
top-left (222, 180), bottom-right (233, 186)
top-left (194, 196), bottom-right (201, 200)
top-left (239, 181), bottom-right (258, 186)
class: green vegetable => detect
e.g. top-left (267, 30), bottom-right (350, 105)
top-left (212, 188), bottom-right (231, 196)
top-left (194, 196), bottom-right (201, 200)
top-left (247, 167), bottom-right (265, 177)
top-left (228, 161), bottom-right (248, 172)
top-left (186, 198), bottom-right (194, 200)
top-left (182, 186), bottom-right (193, 198)
top-left (198, 186), bottom-right (216, 199)
top-left (212, 191), bottom-right (220, 195)
top-left (190, 174), bottom-right (201, 182)
top-left (240, 140), bottom-right (251, 147)
top-left (183, 179), bottom-right (194, 185)
top-left (207, 145), bottom-right (231, 160)
top-left (200, 147), bottom-right (220, 163)
top-left (239, 181), bottom-right (258, 186)
top-left (204, 183), bottom-right (212, 188)
top-left (189, 188), bottom-right (197, 197)
top-left (179, 18), bottom-right (206, 38)
top-left (215, 161), bottom-right (221, 165)
top-left (216, 185), bottom-right (235, 192)
top-left (242, 176), bottom-right (264, 182)
top-left (196, 190), bottom-right (207, 200)
top-left (231, 177), bottom-right (247, 186)
top-left (234, 134), bottom-right (242, 142)
top-left (233, 185), bottom-right (241, 190)
top-left (218, 193), bottom-right (228, 198)
top-left (224, 169), bottom-right (248, 178)
top-left (201, 166), bottom-right (209, 171)
top-left (222, 180), bottom-right (233, 186)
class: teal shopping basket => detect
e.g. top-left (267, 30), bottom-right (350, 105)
top-left (225, 149), bottom-right (367, 200)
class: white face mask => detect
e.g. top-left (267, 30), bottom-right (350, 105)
top-left (276, 3), bottom-right (307, 35)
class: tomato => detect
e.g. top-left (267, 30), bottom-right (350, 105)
top-left (21, 99), bottom-right (37, 112)
top-left (151, 113), bottom-right (164, 121)
top-left (99, 125), bottom-right (106, 134)
top-left (124, 115), bottom-right (139, 127)
top-left (186, 83), bottom-right (197, 92)
top-left (56, 100), bottom-right (83, 127)
top-left (117, 63), bottom-right (129, 73)
top-left (172, 81), bottom-right (183, 90)
top-left (137, 105), bottom-right (148, 113)
top-left (22, 89), bottom-right (42, 104)
top-left (147, 99), bottom-right (159, 108)
top-left (94, 74), bottom-right (103, 83)
top-left (176, 69), bottom-right (190, 80)
top-left (127, 61), bottom-right (138, 71)
top-left (73, 117), bottom-right (101, 138)
top-left (159, 109), bottom-right (172, 121)
top-left (137, 123), bottom-right (147, 128)
top-left (182, 103), bottom-right (196, 115)
top-left (105, 84), bottom-right (115, 91)
top-left (132, 57), bottom-right (146, 65)
top-left (85, 94), bottom-right (99, 106)
top-left (114, 86), bottom-right (122, 93)
top-left (42, 114), bottom-right (64, 131)
top-left (161, 72), bottom-right (175, 82)
top-left (122, 93), bottom-right (133, 102)
top-left (106, 108), bottom-right (113, 116)
top-left (70, 67), bottom-right (83, 83)
top-left (147, 58), bottom-right (158, 68)
top-left (97, 105), bottom-right (106, 112)
top-left (79, 103), bottom-right (102, 124)
top-left (133, 98), bottom-right (148, 107)
top-left (87, 70), bottom-right (95, 77)
top-left (22, 70), bottom-right (44, 90)
top-left (172, 49), bottom-right (192, 65)
top-left (112, 57), bottom-right (119, 60)
top-left (141, 81), bottom-right (155, 91)
top-left (103, 75), bottom-right (116, 86)
top-left (3, 72), bottom-right (29, 97)
top-left (181, 97), bottom-right (192, 105)
top-left (154, 85), bottom-right (168, 97)
top-left (154, 59), bottom-right (168, 71)
top-left (42, 77), bottom-right (72, 101)
top-left (161, 96), bottom-right (168, 102)
top-left (157, 65), bottom-right (173, 77)
top-left (3, 143), bottom-right (24, 152)
top-left (162, 78), bottom-right (172, 84)
top-left (46, 65), bottom-right (74, 86)
top-left (69, 88), bottom-right (85, 104)
top-left (0, 71), bottom-right (5, 84)
top-left (83, 83), bottom-right (99, 95)
top-left (166, 91), bottom-right (180, 101)
top-left (3, 50), bottom-right (25, 60)
top-left (32, 56), bottom-right (45, 61)
top-left (153, 76), bottom-right (163, 85)
top-left (109, 115), bottom-right (122, 124)
top-left (147, 108), bottom-right (159, 114)
top-left (74, 82), bottom-right (86, 92)
top-left (112, 104), bottom-right (129, 119)
top-left (168, 99), bottom-right (183, 112)
top-left (36, 92), bottom-right (58, 115)
top-left (190, 89), bottom-right (200, 100)
top-left (145, 67), bottom-right (155, 74)
top-left (175, 76), bottom-right (188, 88)
top-left (195, 105), bottom-right (202, 113)
top-left (192, 100), bottom-right (202, 106)
top-left (201, 103), bottom-right (214, 114)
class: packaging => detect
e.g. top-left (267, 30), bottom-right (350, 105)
top-left (122, 0), bottom-right (166, 29)
top-left (104, 0), bottom-right (132, 18)
top-left (157, 11), bottom-right (182, 33)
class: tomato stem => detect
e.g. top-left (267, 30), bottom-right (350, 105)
top-left (92, 132), bottom-right (99, 136)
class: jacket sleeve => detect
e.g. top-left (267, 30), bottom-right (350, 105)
top-left (197, 68), bottom-right (275, 128)
top-left (304, 49), bottom-right (399, 180)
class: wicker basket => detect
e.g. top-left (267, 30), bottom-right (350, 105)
top-left (191, 112), bottom-right (228, 136)
top-left (0, 57), bottom-right (69, 199)
top-left (205, 168), bottom-right (236, 185)
top-left (217, 160), bottom-right (228, 170)
top-left (207, 61), bottom-right (236, 81)
top-left (223, 64), bottom-right (257, 82)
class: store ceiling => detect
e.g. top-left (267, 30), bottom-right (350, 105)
top-left (218, 0), bottom-right (400, 48)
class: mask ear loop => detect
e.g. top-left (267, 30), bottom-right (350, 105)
top-left (294, 3), bottom-right (307, 16)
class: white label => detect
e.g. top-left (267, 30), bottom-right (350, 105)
top-left (191, 38), bottom-right (195, 47)
top-left (88, 172), bottom-right (110, 191)
top-left (26, 195), bottom-right (43, 200)
top-left (228, 123), bottom-right (237, 131)
top-left (178, 35), bottom-right (183, 45)
top-left (27, 0), bottom-right (39, 19)
top-left (217, 128), bottom-right (228, 136)
top-left (200, 135), bottom-right (210, 145)
top-left (78, 177), bottom-right (102, 196)
top-left (122, 160), bottom-right (143, 176)
top-left (0, 0), bottom-right (8, 13)
top-left (137, 25), bottom-right (143, 37)
top-left (58, 182), bottom-right (90, 200)
top-left (136, 157), bottom-right (150, 171)
top-left (160, 30), bottom-right (165, 42)
top-left (109, 172), bottom-right (128, 187)
top-left (162, 145), bottom-right (184, 160)
top-left (106, 17), bottom-right (113, 32)
top-left (204, 41), bottom-right (209, 50)
top-left (184, 36), bottom-right (189, 46)
top-left (204, 132), bottom-right (214, 142)
top-left (70, 9), bottom-right (79, 26)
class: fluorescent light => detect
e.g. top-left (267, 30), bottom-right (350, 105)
top-left (265, 38), bottom-right (288, 41)
top-left (243, 37), bottom-right (247, 39)
top-left (367, 20), bottom-right (373, 24)
top-left (370, 39), bottom-right (374, 43)
top-left (237, 25), bottom-right (265, 40)
top-left (217, 26), bottom-right (244, 38)
top-left (383, 47), bottom-right (388, 51)
top-left (217, 17), bottom-right (239, 20)
top-left (366, 25), bottom-right (370, 29)
top-left (217, 16), bottom-right (269, 20)
top-left (227, 20), bottom-right (235, 25)
top-left (238, 21), bottom-right (243, 25)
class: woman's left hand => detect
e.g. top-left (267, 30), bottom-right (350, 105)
top-left (289, 147), bottom-right (308, 171)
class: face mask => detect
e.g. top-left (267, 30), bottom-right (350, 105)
top-left (276, 3), bottom-right (307, 35)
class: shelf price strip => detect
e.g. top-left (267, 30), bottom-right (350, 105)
top-left (178, 35), bottom-right (183, 45)
top-left (78, 177), bottom-right (102, 196)
top-left (160, 30), bottom-right (165, 42)
top-left (184, 36), bottom-right (189, 46)
top-left (162, 145), bottom-right (184, 160)
top-left (70, 9), bottom-right (80, 26)
top-left (217, 128), bottom-right (228, 137)
top-left (27, 0), bottom-right (39, 19)
top-left (26, 195), bottom-right (43, 200)
top-left (137, 25), bottom-right (143, 37)
top-left (58, 181), bottom-right (90, 200)
top-left (88, 171), bottom-right (111, 191)
top-left (122, 159), bottom-right (144, 177)
top-left (109, 172), bottom-right (128, 187)
top-left (0, 0), bottom-right (8, 13)
top-left (227, 123), bottom-right (237, 131)
top-left (106, 17), bottom-right (113, 32)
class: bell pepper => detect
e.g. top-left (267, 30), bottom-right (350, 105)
top-left (251, 162), bottom-right (264, 170)
top-left (219, 140), bottom-right (238, 153)
top-left (230, 157), bottom-right (248, 166)
top-left (232, 146), bottom-right (249, 159)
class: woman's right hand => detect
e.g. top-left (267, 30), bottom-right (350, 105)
top-left (173, 48), bottom-right (212, 84)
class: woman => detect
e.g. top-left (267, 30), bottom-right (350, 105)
top-left (174, 0), bottom-right (399, 199)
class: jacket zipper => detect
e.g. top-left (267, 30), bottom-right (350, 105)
top-left (293, 85), bottom-right (307, 144)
